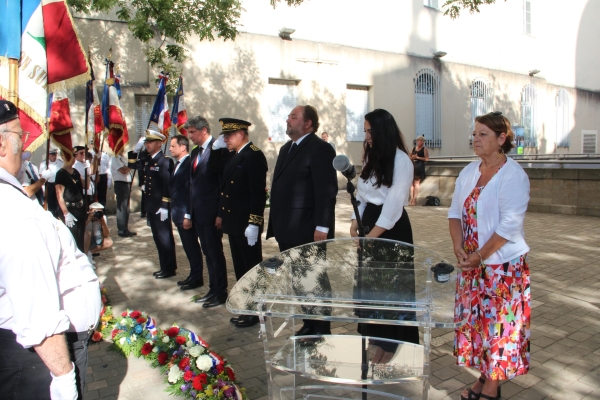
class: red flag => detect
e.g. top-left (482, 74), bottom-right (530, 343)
top-left (48, 90), bottom-right (74, 161)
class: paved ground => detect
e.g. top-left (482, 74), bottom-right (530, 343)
top-left (84, 191), bottom-right (600, 400)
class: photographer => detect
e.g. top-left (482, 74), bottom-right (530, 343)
top-left (84, 203), bottom-right (113, 265)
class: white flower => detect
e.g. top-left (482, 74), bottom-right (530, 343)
top-left (167, 365), bottom-right (183, 383)
top-left (188, 345), bottom-right (205, 358)
top-left (186, 340), bottom-right (193, 348)
top-left (119, 337), bottom-right (126, 345)
top-left (152, 346), bottom-right (159, 353)
top-left (162, 336), bottom-right (170, 343)
top-left (131, 334), bottom-right (137, 342)
top-left (195, 354), bottom-right (213, 371)
top-left (119, 319), bottom-right (127, 326)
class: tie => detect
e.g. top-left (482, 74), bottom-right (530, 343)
top-left (193, 147), bottom-right (203, 172)
top-left (28, 163), bottom-right (38, 182)
top-left (285, 143), bottom-right (297, 162)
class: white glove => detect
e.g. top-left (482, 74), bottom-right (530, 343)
top-left (156, 207), bottom-right (168, 222)
top-left (50, 362), bottom-right (78, 400)
top-left (212, 135), bottom-right (227, 150)
top-left (134, 137), bottom-right (145, 152)
top-left (64, 213), bottom-right (77, 228)
top-left (141, 184), bottom-right (145, 192)
top-left (245, 224), bottom-right (259, 246)
top-left (85, 160), bottom-right (91, 169)
top-left (85, 188), bottom-right (94, 196)
top-left (41, 168), bottom-right (55, 181)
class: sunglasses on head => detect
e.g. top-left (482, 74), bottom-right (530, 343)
top-left (489, 111), bottom-right (503, 117)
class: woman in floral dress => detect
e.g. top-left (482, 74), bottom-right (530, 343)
top-left (448, 112), bottom-right (531, 400)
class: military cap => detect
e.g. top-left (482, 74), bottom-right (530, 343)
top-left (73, 145), bottom-right (86, 152)
top-left (0, 100), bottom-right (18, 125)
top-left (49, 148), bottom-right (59, 154)
top-left (145, 129), bottom-right (165, 142)
top-left (219, 118), bottom-right (251, 135)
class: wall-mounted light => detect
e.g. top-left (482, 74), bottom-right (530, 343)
top-left (279, 28), bottom-right (295, 41)
top-left (433, 51), bottom-right (447, 58)
top-left (529, 69), bottom-right (540, 76)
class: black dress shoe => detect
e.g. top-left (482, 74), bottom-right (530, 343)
top-left (194, 293), bottom-right (215, 303)
top-left (153, 270), bottom-right (163, 277)
top-left (235, 315), bottom-right (259, 328)
top-left (313, 328), bottom-right (331, 335)
top-left (92, 253), bottom-right (100, 257)
top-left (177, 276), bottom-right (193, 286)
top-left (295, 325), bottom-right (314, 336)
top-left (180, 280), bottom-right (204, 291)
top-left (230, 316), bottom-right (240, 324)
top-left (118, 231), bottom-right (134, 238)
top-left (155, 271), bottom-right (176, 279)
top-left (125, 230), bottom-right (137, 236)
top-left (202, 295), bottom-right (227, 308)
top-left (140, 213), bottom-right (146, 218)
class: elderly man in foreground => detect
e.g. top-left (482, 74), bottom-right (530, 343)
top-left (0, 100), bottom-right (79, 399)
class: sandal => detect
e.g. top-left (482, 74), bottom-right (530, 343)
top-left (460, 377), bottom-right (501, 400)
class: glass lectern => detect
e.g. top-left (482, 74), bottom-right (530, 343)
top-left (227, 238), bottom-right (469, 400)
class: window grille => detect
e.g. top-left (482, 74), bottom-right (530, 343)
top-left (582, 131), bottom-right (597, 154)
top-left (135, 95), bottom-right (154, 145)
top-left (414, 68), bottom-right (441, 148)
top-left (555, 89), bottom-right (570, 147)
top-left (520, 84), bottom-right (537, 148)
top-left (267, 78), bottom-right (299, 142)
top-left (470, 77), bottom-right (492, 134)
top-left (423, 0), bottom-right (439, 9)
top-left (345, 85), bottom-right (369, 142)
top-left (523, 0), bottom-right (532, 35)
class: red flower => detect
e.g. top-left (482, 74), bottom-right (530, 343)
top-left (157, 351), bottom-right (168, 365)
top-left (141, 343), bottom-right (154, 356)
top-left (183, 370), bottom-right (193, 382)
top-left (193, 373), bottom-right (208, 390)
top-left (111, 329), bottom-right (120, 339)
top-left (130, 310), bottom-right (142, 319)
top-left (178, 357), bottom-right (190, 370)
top-left (101, 295), bottom-right (107, 304)
top-left (175, 336), bottom-right (186, 345)
top-left (136, 317), bottom-right (147, 324)
top-left (216, 364), bottom-right (224, 373)
top-left (100, 306), bottom-right (105, 317)
top-left (121, 311), bottom-right (127, 317)
top-left (91, 331), bottom-right (103, 342)
top-left (166, 327), bottom-right (180, 337)
top-left (226, 366), bottom-right (235, 381)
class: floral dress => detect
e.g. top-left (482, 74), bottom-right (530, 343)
top-left (454, 186), bottom-right (531, 380)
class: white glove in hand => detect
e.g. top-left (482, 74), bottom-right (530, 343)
top-left (156, 207), bottom-right (168, 222)
top-left (141, 184), bottom-right (145, 192)
top-left (134, 137), bottom-right (146, 152)
top-left (64, 213), bottom-right (77, 228)
top-left (50, 362), bottom-right (78, 400)
top-left (41, 168), bottom-right (55, 181)
top-left (212, 135), bottom-right (227, 150)
top-left (245, 224), bottom-right (259, 246)
top-left (85, 188), bottom-right (94, 196)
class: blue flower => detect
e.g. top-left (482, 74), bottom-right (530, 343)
top-left (134, 325), bottom-right (143, 334)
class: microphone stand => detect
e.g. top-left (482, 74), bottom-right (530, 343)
top-left (345, 176), bottom-right (368, 400)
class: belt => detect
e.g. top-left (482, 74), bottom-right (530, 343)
top-left (66, 200), bottom-right (84, 208)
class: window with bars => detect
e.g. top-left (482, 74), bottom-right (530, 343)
top-left (555, 89), bottom-right (570, 148)
top-left (423, 0), bottom-right (439, 9)
top-left (346, 85), bottom-right (369, 142)
top-left (582, 131), bottom-right (597, 154)
top-left (267, 78), bottom-right (299, 142)
top-left (520, 85), bottom-right (537, 148)
top-left (470, 78), bottom-right (492, 133)
top-left (414, 69), bottom-right (441, 148)
top-left (523, 0), bottom-right (532, 35)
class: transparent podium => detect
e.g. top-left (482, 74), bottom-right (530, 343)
top-left (227, 238), bottom-right (469, 400)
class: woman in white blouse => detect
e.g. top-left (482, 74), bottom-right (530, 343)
top-left (449, 112), bottom-right (530, 400)
top-left (350, 109), bottom-right (417, 363)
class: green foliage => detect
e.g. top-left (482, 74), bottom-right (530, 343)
top-left (442, 0), bottom-right (504, 19)
top-left (270, 0), bottom-right (305, 6)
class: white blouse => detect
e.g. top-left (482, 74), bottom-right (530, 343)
top-left (351, 149), bottom-right (414, 230)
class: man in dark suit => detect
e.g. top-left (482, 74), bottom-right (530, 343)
top-left (128, 130), bottom-right (177, 278)
top-left (267, 105), bottom-right (338, 335)
top-left (211, 118), bottom-right (268, 328)
top-left (185, 116), bottom-right (228, 308)
top-left (169, 135), bottom-right (204, 290)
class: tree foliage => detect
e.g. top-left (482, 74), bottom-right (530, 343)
top-left (442, 0), bottom-right (504, 19)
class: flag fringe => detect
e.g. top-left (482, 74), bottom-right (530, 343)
top-left (0, 84), bottom-right (48, 144)
top-left (50, 128), bottom-right (72, 136)
top-left (47, 71), bottom-right (90, 94)
top-left (51, 137), bottom-right (73, 159)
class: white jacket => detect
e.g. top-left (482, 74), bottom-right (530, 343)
top-left (448, 157), bottom-right (530, 264)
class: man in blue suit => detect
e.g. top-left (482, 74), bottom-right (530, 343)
top-left (169, 135), bottom-right (204, 291)
top-left (185, 116), bottom-right (228, 308)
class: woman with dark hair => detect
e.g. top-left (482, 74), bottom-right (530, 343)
top-left (409, 135), bottom-right (429, 205)
top-left (349, 109), bottom-right (418, 363)
top-left (56, 150), bottom-right (87, 252)
top-left (449, 112), bottom-right (530, 400)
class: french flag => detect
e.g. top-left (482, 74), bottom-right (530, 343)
top-left (149, 72), bottom-right (171, 136)
top-left (171, 76), bottom-right (188, 136)
top-left (102, 60), bottom-right (128, 155)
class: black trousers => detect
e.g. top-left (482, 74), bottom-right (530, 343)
top-left (96, 174), bottom-right (108, 206)
top-left (195, 223), bottom-right (227, 296)
top-left (65, 331), bottom-right (90, 400)
top-left (148, 211), bottom-right (177, 273)
top-left (0, 328), bottom-right (52, 400)
top-left (63, 206), bottom-right (86, 253)
top-left (278, 242), bottom-right (331, 332)
top-left (114, 181), bottom-right (130, 233)
top-left (45, 182), bottom-right (60, 218)
top-left (228, 234), bottom-right (262, 281)
top-left (175, 222), bottom-right (204, 282)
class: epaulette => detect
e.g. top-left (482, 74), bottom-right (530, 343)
top-left (250, 144), bottom-right (261, 152)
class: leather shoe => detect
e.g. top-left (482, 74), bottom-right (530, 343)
top-left (295, 325), bottom-right (314, 336)
top-left (202, 295), bottom-right (227, 308)
top-left (92, 253), bottom-right (100, 257)
top-left (230, 316), bottom-right (240, 324)
top-left (118, 231), bottom-right (134, 238)
top-left (125, 230), bottom-right (137, 236)
top-left (153, 270), bottom-right (163, 277)
top-left (177, 276), bottom-right (192, 286)
top-left (235, 315), bottom-right (259, 328)
top-left (194, 293), bottom-right (215, 303)
top-left (180, 280), bottom-right (204, 291)
top-left (155, 271), bottom-right (176, 279)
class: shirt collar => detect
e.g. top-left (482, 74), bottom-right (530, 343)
top-left (0, 167), bottom-right (26, 194)
top-left (293, 132), bottom-right (311, 145)
top-left (201, 137), bottom-right (212, 151)
top-left (237, 141), bottom-right (251, 153)
top-left (151, 150), bottom-right (162, 159)
top-left (177, 154), bottom-right (189, 162)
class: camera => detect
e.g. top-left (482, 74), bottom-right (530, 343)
top-left (93, 210), bottom-right (104, 219)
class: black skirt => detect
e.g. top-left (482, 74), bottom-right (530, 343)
top-left (357, 203), bottom-right (419, 345)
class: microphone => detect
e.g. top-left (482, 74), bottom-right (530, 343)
top-left (332, 154), bottom-right (356, 180)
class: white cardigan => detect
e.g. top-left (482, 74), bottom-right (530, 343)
top-left (448, 157), bottom-right (530, 264)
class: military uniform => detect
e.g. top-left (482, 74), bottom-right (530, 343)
top-left (128, 132), bottom-right (177, 276)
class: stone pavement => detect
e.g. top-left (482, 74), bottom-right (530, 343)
top-left (84, 191), bottom-right (600, 400)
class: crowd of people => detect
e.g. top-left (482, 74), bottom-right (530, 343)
top-left (0, 96), bottom-right (530, 400)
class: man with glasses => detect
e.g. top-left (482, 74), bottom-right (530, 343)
top-left (0, 99), bottom-right (79, 399)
